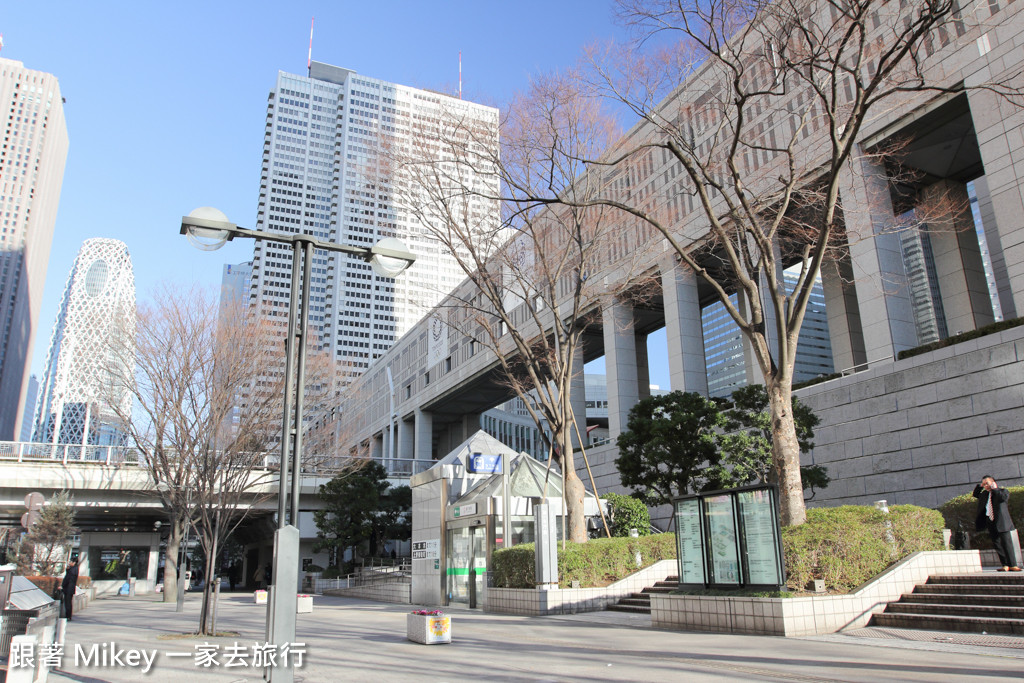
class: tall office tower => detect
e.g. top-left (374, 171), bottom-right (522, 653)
top-left (0, 58), bottom-right (69, 439)
top-left (33, 239), bottom-right (135, 446)
top-left (247, 61), bottom-right (499, 378)
top-left (703, 270), bottom-right (835, 398)
top-left (220, 261), bottom-right (251, 316)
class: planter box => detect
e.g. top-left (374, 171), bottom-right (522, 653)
top-left (406, 613), bottom-right (451, 644)
top-left (254, 590), bottom-right (267, 605)
top-left (296, 595), bottom-right (313, 614)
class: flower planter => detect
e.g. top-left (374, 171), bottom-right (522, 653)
top-left (254, 590), bottom-right (267, 605)
top-left (296, 594), bottom-right (313, 614)
top-left (406, 613), bottom-right (451, 644)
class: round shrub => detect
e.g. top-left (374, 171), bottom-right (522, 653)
top-left (603, 492), bottom-right (652, 537)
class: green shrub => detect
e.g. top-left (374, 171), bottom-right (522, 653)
top-left (782, 505), bottom-right (944, 592)
top-left (491, 533), bottom-right (677, 588)
top-left (304, 564), bottom-right (325, 573)
top-left (938, 486), bottom-right (1024, 549)
top-left (603, 492), bottom-right (652, 537)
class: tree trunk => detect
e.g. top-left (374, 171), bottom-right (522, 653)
top-left (768, 380), bottom-right (807, 526)
top-left (564, 470), bottom-right (587, 542)
top-left (163, 527), bottom-right (182, 604)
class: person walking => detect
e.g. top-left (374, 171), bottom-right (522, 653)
top-left (62, 556), bottom-right (80, 621)
top-left (973, 475), bottom-right (1022, 572)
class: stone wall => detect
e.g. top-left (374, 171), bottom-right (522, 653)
top-left (324, 581), bottom-right (411, 605)
top-left (796, 326), bottom-right (1024, 509)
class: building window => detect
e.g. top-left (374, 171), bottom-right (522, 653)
top-left (445, 356), bottom-right (452, 373)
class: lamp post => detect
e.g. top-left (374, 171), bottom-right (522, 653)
top-left (180, 207), bottom-right (415, 683)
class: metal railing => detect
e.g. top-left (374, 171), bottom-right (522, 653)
top-left (0, 441), bottom-right (429, 479)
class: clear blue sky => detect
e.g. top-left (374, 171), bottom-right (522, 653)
top-left (4, 0), bottom-right (671, 390)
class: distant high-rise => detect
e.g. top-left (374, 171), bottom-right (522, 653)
top-left (0, 58), bottom-right (69, 438)
top-left (703, 271), bottom-right (835, 398)
top-left (34, 239), bottom-right (135, 446)
top-left (247, 61), bottom-right (499, 376)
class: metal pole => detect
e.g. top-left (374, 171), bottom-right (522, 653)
top-left (277, 241), bottom-right (303, 529)
top-left (289, 240), bottom-right (313, 528)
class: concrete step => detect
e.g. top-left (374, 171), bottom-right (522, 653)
top-left (886, 602), bottom-right (1024, 619)
top-left (617, 595), bottom-right (652, 606)
top-left (872, 611), bottom-right (1024, 635)
top-left (606, 603), bottom-right (651, 614)
top-left (900, 592), bottom-right (1024, 608)
top-left (928, 573), bottom-right (1024, 585)
top-left (641, 585), bottom-right (677, 594)
top-left (914, 583), bottom-right (1024, 596)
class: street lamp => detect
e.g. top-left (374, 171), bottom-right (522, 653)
top-left (180, 207), bottom-right (415, 683)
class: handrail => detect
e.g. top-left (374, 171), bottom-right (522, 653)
top-left (0, 441), bottom-right (431, 478)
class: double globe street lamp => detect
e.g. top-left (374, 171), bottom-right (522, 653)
top-left (180, 207), bottom-right (415, 683)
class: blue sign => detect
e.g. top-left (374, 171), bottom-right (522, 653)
top-left (467, 453), bottom-right (502, 474)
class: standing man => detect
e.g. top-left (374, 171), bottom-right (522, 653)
top-left (62, 555), bottom-right (80, 620)
top-left (973, 475), bottom-right (1021, 572)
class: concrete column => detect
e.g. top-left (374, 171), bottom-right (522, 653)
top-left (659, 258), bottom-right (708, 394)
top-left (967, 85), bottom-right (1024, 317)
top-left (839, 145), bottom-right (918, 361)
top-left (921, 180), bottom-right (995, 334)
top-left (971, 176), bottom-right (1014, 319)
top-left (569, 352), bottom-right (587, 451)
top-left (414, 408), bottom-right (433, 462)
top-left (636, 335), bottom-right (651, 399)
top-left (820, 252), bottom-right (867, 372)
top-left (602, 299), bottom-right (640, 440)
top-left (397, 416), bottom-right (415, 462)
top-left (462, 412), bottom-right (481, 441)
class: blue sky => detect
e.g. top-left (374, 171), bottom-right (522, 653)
top-left (4, 0), bottom-right (671, 390)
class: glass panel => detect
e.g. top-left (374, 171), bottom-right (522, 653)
top-left (446, 527), bottom-right (471, 604)
top-left (704, 494), bottom-right (740, 585)
top-left (738, 489), bottom-right (782, 586)
top-left (88, 546), bottom-right (150, 581)
top-left (674, 498), bottom-right (705, 584)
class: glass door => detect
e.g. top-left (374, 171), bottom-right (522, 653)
top-left (446, 525), bottom-right (487, 608)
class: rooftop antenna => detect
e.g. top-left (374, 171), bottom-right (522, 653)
top-left (307, 17), bottom-right (315, 75)
top-left (459, 51), bottom-right (462, 99)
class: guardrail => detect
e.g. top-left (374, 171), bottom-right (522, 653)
top-left (0, 441), bottom-right (433, 479)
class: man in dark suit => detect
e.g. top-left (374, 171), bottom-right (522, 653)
top-left (974, 475), bottom-right (1021, 571)
top-left (62, 556), bottom-right (80, 620)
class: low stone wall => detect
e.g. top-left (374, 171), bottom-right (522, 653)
top-left (485, 559), bottom-right (677, 616)
top-left (324, 580), bottom-right (410, 604)
top-left (651, 550), bottom-right (980, 636)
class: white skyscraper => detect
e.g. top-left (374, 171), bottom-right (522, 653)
top-left (247, 61), bottom-right (499, 375)
top-left (0, 58), bottom-right (69, 438)
top-left (33, 239), bottom-right (135, 446)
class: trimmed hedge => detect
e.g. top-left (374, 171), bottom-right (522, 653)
top-left (491, 533), bottom-right (677, 589)
top-left (782, 505), bottom-right (944, 592)
top-left (938, 486), bottom-right (1024, 549)
top-left (896, 316), bottom-right (1024, 360)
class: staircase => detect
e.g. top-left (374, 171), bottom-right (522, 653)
top-left (872, 572), bottom-right (1024, 635)
top-left (607, 576), bottom-right (679, 614)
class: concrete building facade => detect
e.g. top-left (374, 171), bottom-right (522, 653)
top-left (333, 1), bottom-right (1024, 515)
top-left (0, 58), bottom-right (69, 439)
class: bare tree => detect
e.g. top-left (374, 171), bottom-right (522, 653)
top-left (536, 0), bottom-right (1024, 525)
top-left (391, 78), bottom-right (652, 542)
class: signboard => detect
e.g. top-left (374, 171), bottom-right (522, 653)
top-left (453, 503), bottom-right (477, 518)
top-left (705, 494), bottom-right (740, 585)
top-left (467, 453), bottom-right (503, 474)
top-left (674, 498), bottom-right (706, 585)
top-left (412, 539), bottom-right (440, 560)
top-left (671, 484), bottom-right (785, 590)
top-left (737, 489), bottom-right (784, 585)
